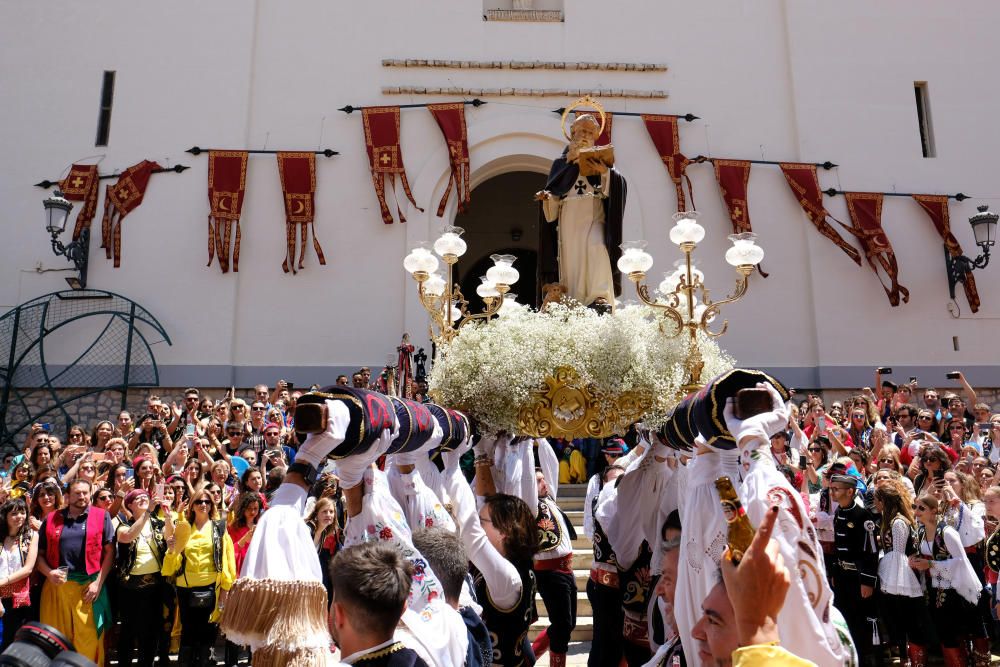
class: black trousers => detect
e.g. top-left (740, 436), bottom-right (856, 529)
top-left (176, 585), bottom-right (218, 651)
top-left (534, 569), bottom-right (576, 654)
top-left (586, 578), bottom-right (623, 667)
top-left (117, 579), bottom-right (164, 667)
top-left (879, 592), bottom-right (935, 654)
top-left (0, 597), bottom-right (34, 651)
top-left (833, 571), bottom-right (879, 660)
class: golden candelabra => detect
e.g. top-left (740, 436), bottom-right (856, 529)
top-left (618, 212), bottom-right (764, 395)
top-left (404, 226), bottom-right (519, 349)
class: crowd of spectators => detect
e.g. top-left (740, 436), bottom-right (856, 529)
top-left (1, 368), bottom-right (998, 667)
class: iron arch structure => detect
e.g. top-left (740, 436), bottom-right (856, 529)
top-left (0, 289), bottom-right (171, 448)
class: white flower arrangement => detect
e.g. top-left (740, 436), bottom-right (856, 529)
top-left (429, 300), bottom-right (736, 434)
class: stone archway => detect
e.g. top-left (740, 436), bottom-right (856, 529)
top-left (452, 171), bottom-right (546, 310)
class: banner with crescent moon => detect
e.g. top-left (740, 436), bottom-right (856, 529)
top-left (58, 164), bottom-right (100, 242)
top-left (100, 159), bottom-right (161, 268)
top-left (913, 194), bottom-right (980, 312)
top-left (428, 103), bottom-right (471, 217)
top-left (206, 151), bottom-right (248, 273)
top-left (362, 106), bottom-right (423, 224)
top-left (640, 114), bottom-right (694, 212)
top-left (778, 163), bottom-right (863, 267)
top-left (844, 191), bottom-right (909, 307)
top-left (276, 151), bottom-right (326, 274)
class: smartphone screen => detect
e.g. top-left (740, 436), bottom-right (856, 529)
top-left (818, 416), bottom-right (827, 433)
top-left (154, 482), bottom-right (165, 498)
top-left (185, 423), bottom-right (196, 437)
top-left (798, 455), bottom-right (808, 468)
top-left (125, 468), bottom-right (134, 481)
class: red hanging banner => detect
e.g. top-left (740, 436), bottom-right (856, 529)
top-left (713, 159), bottom-right (753, 234)
top-left (778, 163), bottom-right (862, 266)
top-left (276, 152), bottom-right (326, 274)
top-left (913, 195), bottom-right (980, 313)
top-left (362, 106), bottom-right (423, 224)
top-left (58, 164), bottom-right (100, 241)
top-left (640, 114), bottom-right (694, 212)
top-left (206, 151), bottom-right (248, 273)
top-left (844, 192), bottom-right (910, 307)
top-left (713, 159), bottom-right (768, 277)
top-left (428, 103), bottom-right (471, 217)
top-left (100, 160), bottom-right (161, 268)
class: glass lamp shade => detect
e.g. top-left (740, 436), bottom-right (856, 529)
top-left (423, 272), bottom-right (447, 297)
top-left (43, 191), bottom-right (74, 235)
top-left (693, 303), bottom-right (716, 324)
top-left (499, 293), bottom-right (518, 315)
top-left (969, 204), bottom-right (998, 248)
top-left (658, 272), bottom-right (680, 296)
top-left (617, 241), bottom-right (655, 274)
top-left (676, 291), bottom-right (699, 311)
top-left (486, 254), bottom-right (519, 286)
top-left (449, 303), bottom-right (462, 323)
top-left (725, 232), bottom-right (765, 267)
top-left (668, 211), bottom-right (705, 246)
top-left (403, 245), bottom-right (440, 275)
top-left (476, 277), bottom-right (501, 299)
top-left (672, 259), bottom-right (704, 285)
top-left (433, 226), bottom-right (468, 259)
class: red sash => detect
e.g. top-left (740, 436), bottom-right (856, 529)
top-left (45, 507), bottom-right (106, 576)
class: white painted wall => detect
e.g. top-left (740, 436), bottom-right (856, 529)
top-left (1, 0), bottom-right (998, 389)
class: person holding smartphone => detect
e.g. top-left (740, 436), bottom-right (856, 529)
top-left (911, 493), bottom-right (988, 666)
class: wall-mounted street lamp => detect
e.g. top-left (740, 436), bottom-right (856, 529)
top-left (946, 204), bottom-right (997, 300)
top-left (42, 191), bottom-right (89, 289)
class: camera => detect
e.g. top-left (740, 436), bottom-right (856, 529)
top-left (0, 621), bottom-right (96, 666)
top-left (876, 367), bottom-right (893, 374)
top-left (946, 371), bottom-right (962, 380)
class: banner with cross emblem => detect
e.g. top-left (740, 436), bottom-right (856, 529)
top-left (361, 106), bottom-right (423, 224)
top-left (58, 164), bottom-right (100, 241)
top-left (711, 158), bottom-right (767, 277)
top-left (100, 160), bottom-right (161, 267)
top-left (427, 103), bottom-right (471, 217)
top-left (778, 162), bottom-right (862, 267)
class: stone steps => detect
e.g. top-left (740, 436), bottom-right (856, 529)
top-left (536, 590), bottom-right (592, 618)
top-left (529, 616), bottom-right (594, 642)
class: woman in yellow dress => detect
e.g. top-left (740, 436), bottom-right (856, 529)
top-left (162, 486), bottom-right (236, 666)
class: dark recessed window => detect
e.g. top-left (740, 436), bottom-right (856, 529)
top-left (95, 71), bottom-right (116, 147)
top-left (914, 82), bottom-right (935, 158)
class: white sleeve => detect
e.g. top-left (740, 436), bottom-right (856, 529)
top-left (583, 474), bottom-right (600, 539)
top-left (878, 519), bottom-right (922, 597)
top-left (536, 438), bottom-right (559, 502)
top-left (930, 526), bottom-right (984, 605)
top-left (952, 502), bottom-right (986, 547)
top-left (444, 463), bottom-right (522, 610)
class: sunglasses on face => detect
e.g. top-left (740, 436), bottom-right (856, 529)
top-left (879, 458), bottom-right (895, 463)
top-left (193, 499), bottom-right (211, 506)
top-left (918, 415), bottom-right (932, 420)
top-left (251, 407), bottom-right (266, 412)
top-left (808, 447), bottom-right (824, 453)
top-left (915, 504), bottom-right (928, 511)
top-left (227, 432), bottom-right (243, 437)
top-left (97, 495), bottom-right (112, 502)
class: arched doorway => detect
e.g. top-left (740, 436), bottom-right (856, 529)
top-left (453, 171), bottom-right (547, 310)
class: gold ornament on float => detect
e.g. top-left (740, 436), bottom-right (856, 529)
top-left (517, 366), bottom-right (652, 439)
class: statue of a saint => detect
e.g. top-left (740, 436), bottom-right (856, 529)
top-left (536, 113), bottom-right (626, 311)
